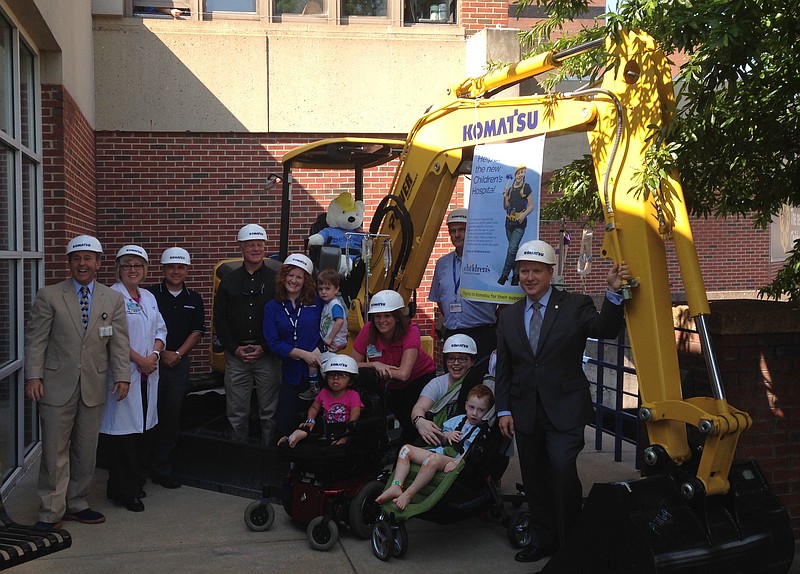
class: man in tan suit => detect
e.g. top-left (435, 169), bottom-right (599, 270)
top-left (24, 235), bottom-right (131, 529)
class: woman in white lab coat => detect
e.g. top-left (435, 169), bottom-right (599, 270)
top-left (99, 245), bottom-right (166, 512)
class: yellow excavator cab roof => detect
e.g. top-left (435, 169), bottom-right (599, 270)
top-left (281, 137), bottom-right (406, 170)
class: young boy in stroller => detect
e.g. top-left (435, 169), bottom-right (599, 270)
top-left (370, 337), bottom-right (515, 561)
top-left (244, 354), bottom-right (389, 550)
top-left (376, 384), bottom-right (494, 510)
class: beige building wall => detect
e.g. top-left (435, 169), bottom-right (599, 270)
top-left (92, 17), bottom-right (468, 134)
top-left (29, 0), bottom-right (97, 125)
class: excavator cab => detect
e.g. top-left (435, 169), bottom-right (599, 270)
top-left (276, 138), bottom-right (407, 333)
top-left (209, 138), bottom-right (405, 373)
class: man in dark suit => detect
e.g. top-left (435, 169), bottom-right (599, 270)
top-left (495, 239), bottom-right (629, 563)
top-left (24, 235), bottom-right (131, 529)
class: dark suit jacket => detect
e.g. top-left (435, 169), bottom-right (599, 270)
top-left (24, 279), bottom-right (131, 407)
top-left (495, 288), bottom-right (624, 433)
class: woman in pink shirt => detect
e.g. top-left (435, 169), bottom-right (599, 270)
top-left (352, 290), bottom-right (436, 444)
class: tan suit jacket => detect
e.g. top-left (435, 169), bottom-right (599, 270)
top-left (25, 279), bottom-right (131, 406)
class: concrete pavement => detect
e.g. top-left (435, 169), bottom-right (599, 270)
top-left (3, 430), bottom-right (796, 573)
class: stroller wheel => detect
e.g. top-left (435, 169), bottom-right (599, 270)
top-left (244, 501), bottom-right (275, 532)
top-left (372, 519), bottom-right (393, 561)
top-left (307, 516), bottom-right (339, 551)
top-left (348, 480), bottom-right (384, 539)
top-left (507, 508), bottom-right (531, 549)
top-left (392, 522), bottom-right (409, 558)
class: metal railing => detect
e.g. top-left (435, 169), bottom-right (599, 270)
top-left (584, 328), bottom-right (642, 468)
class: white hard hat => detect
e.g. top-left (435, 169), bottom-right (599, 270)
top-left (322, 354), bottom-right (359, 376)
top-left (367, 290), bottom-right (405, 314)
top-left (443, 334), bottom-right (478, 355)
top-left (66, 235), bottom-right (103, 255)
top-left (161, 247), bottom-right (191, 265)
top-left (116, 244), bottom-right (149, 263)
top-left (284, 253), bottom-right (313, 275)
top-left (446, 208), bottom-right (468, 226)
top-left (516, 240), bottom-right (556, 265)
top-left (237, 224), bottom-right (267, 242)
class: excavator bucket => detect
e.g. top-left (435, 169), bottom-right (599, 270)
top-left (542, 460), bottom-right (794, 574)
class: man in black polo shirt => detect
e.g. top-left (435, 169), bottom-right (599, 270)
top-left (147, 247), bottom-right (205, 488)
top-left (213, 224), bottom-right (281, 445)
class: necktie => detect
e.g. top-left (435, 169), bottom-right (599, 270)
top-left (79, 286), bottom-right (89, 329)
top-left (529, 300), bottom-right (542, 354)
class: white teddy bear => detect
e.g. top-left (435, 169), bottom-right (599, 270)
top-left (308, 192), bottom-right (365, 275)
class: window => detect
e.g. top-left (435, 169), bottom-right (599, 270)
top-left (207, 0), bottom-right (257, 11)
top-left (127, 0), bottom-right (451, 24)
top-left (0, 10), bottom-right (42, 482)
top-left (132, 1), bottom-right (192, 19)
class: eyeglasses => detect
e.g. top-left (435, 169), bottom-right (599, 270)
top-left (446, 356), bottom-right (471, 364)
top-left (120, 264), bottom-right (145, 271)
top-left (327, 373), bottom-right (350, 379)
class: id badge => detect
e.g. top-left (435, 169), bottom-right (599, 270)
top-left (99, 325), bottom-right (113, 338)
top-left (449, 303), bottom-right (462, 314)
top-left (366, 344), bottom-right (382, 359)
top-left (126, 300), bottom-right (141, 314)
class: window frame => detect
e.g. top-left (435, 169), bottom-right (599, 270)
top-left (125, 0), bottom-right (445, 26)
top-left (0, 8), bottom-right (43, 488)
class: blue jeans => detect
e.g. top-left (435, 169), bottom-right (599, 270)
top-left (502, 221), bottom-right (526, 277)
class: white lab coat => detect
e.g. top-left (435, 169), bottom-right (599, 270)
top-left (100, 283), bottom-right (167, 435)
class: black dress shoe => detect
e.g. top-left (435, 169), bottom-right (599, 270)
top-left (33, 520), bottom-right (64, 530)
top-left (514, 546), bottom-right (554, 563)
top-left (124, 498), bottom-right (145, 512)
top-left (152, 475), bottom-right (181, 489)
top-left (510, 274), bottom-right (520, 286)
top-left (498, 275), bottom-right (508, 285)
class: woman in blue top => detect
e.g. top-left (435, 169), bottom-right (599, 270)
top-left (263, 253), bottom-right (323, 437)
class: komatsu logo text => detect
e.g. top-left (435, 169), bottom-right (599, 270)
top-left (463, 110), bottom-right (539, 142)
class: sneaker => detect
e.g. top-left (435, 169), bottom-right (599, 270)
top-left (298, 386), bottom-right (319, 401)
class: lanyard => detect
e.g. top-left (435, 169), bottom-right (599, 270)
top-left (452, 254), bottom-right (461, 296)
top-left (282, 300), bottom-right (303, 343)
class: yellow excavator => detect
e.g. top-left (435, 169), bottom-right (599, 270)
top-left (214, 29), bottom-right (793, 571)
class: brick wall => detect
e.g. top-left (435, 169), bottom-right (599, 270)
top-left (461, 0), bottom-right (508, 35)
top-left (676, 300), bottom-right (800, 541)
top-left (41, 85), bottom-right (97, 283)
top-left (94, 132), bottom-right (465, 357)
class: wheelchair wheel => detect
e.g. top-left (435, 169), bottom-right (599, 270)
top-left (244, 501), bottom-right (275, 532)
top-left (307, 516), bottom-right (339, 551)
top-left (348, 480), bottom-right (383, 539)
top-left (372, 519), bottom-right (393, 561)
top-left (507, 508), bottom-right (531, 549)
top-left (392, 522), bottom-right (409, 558)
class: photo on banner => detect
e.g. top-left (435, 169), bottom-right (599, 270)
top-left (460, 136), bottom-right (546, 304)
